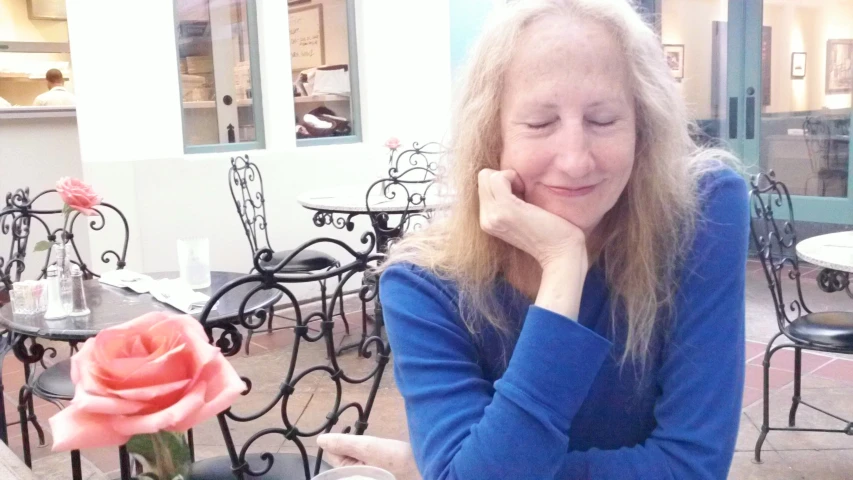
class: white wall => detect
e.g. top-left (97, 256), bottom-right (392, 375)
top-left (65, 0), bottom-right (452, 297)
top-left (0, 116), bottom-right (92, 278)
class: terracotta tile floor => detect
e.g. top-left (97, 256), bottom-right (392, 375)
top-left (7, 259), bottom-right (853, 479)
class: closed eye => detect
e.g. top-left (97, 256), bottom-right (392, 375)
top-left (526, 120), bottom-right (555, 130)
top-left (588, 119), bottom-right (617, 127)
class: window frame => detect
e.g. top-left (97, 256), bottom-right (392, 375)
top-left (295, 0), bottom-right (362, 147)
top-left (173, 0), bottom-right (266, 154)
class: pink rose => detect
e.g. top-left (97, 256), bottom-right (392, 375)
top-left (384, 137), bottom-right (401, 150)
top-left (56, 177), bottom-right (102, 216)
top-left (49, 312), bottom-right (245, 451)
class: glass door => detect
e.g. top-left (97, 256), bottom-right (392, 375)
top-left (743, 0), bottom-right (853, 224)
top-left (659, 0), bottom-right (745, 154)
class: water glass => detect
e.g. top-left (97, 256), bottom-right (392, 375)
top-left (10, 280), bottom-right (47, 315)
top-left (177, 238), bottom-right (211, 289)
top-left (312, 466), bottom-right (396, 480)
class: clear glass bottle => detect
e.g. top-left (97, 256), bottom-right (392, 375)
top-left (53, 240), bottom-right (73, 313)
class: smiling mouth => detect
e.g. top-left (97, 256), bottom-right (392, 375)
top-left (544, 184), bottom-right (597, 197)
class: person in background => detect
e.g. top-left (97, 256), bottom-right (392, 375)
top-left (320, 0), bottom-right (748, 479)
top-left (0, 96), bottom-right (11, 107)
top-left (33, 69), bottom-right (76, 106)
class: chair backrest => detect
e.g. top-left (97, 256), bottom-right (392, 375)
top-left (229, 155), bottom-right (272, 256)
top-left (366, 141), bottom-right (444, 251)
top-left (803, 116), bottom-right (831, 172)
top-left (198, 233), bottom-right (390, 479)
top-left (0, 187), bottom-right (129, 289)
top-left (749, 171), bottom-right (811, 332)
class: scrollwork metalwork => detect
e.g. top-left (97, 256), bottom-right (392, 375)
top-left (229, 155), bottom-right (274, 256)
top-left (195, 236), bottom-right (390, 479)
top-left (750, 171), bottom-right (812, 331)
top-left (0, 188), bottom-right (129, 282)
top-left (311, 211), bottom-right (357, 231)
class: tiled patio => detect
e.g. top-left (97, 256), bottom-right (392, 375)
top-left (6, 258), bottom-right (853, 479)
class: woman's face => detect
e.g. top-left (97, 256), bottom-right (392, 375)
top-left (499, 17), bottom-right (636, 235)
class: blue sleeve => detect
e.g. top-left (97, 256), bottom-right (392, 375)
top-left (557, 169), bottom-right (749, 479)
top-left (381, 267), bottom-right (612, 480)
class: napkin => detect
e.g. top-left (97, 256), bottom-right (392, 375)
top-left (148, 279), bottom-right (212, 314)
top-left (99, 270), bottom-right (153, 294)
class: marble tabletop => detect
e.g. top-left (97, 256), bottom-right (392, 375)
top-left (797, 231), bottom-right (853, 273)
top-left (0, 271), bottom-right (280, 342)
top-left (297, 185), bottom-right (452, 214)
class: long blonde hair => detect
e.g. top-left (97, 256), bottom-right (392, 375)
top-left (383, 0), bottom-right (735, 365)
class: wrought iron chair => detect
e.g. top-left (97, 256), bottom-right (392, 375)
top-left (185, 233), bottom-right (389, 479)
top-left (803, 116), bottom-right (848, 197)
top-left (365, 141), bottom-right (444, 254)
top-left (0, 187), bottom-right (130, 474)
top-left (229, 155), bottom-right (350, 354)
top-left (750, 171), bottom-right (853, 463)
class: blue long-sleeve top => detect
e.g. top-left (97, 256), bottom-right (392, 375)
top-left (379, 168), bottom-right (749, 480)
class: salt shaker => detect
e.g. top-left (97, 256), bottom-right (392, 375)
top-left (43, 265), bottom-right (67, 320)
top-left (68, 264), bottom-right (90, 317)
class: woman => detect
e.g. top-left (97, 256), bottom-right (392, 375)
top-left (321, 0), bottom-right (748, 478)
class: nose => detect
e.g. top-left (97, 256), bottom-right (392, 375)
top-left (552, 120), bottom-right (594, 179)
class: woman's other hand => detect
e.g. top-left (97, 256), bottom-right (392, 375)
top-left (317, 433), bottom-right (420, 480)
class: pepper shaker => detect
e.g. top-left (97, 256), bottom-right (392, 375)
top-left (68, 264), bottom-right (90, 317)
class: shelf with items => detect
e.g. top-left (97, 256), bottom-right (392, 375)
top-left (294, 94), bottom-right (349, 104)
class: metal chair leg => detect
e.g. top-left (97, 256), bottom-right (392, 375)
top-left (789, 347), bottom-right (802, 427)
top-left (754, 341), bottom-right (774, 463)
top-left (245, 327), bottom-right (255, 356)
top-left (337, 273), bottom-right (350, 335)
top-left (119, 445), bottom-right (132, 480)
top-left (188, 428), bottom-right (195, 462)
top-left (266, 305), bottom-right (274, 334)
top-left (17, 386), bottom-right (32, 468)
top-left (71, 449), bottom-right (82, 480)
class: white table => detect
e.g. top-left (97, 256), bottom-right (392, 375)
top-left (797, 231), bottom-right (853, 273)
top-left (297, 185), bottom-right (451, 251)
top-left (797, 231), bottom-right (853, 295)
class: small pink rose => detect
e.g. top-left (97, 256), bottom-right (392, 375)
top-left (56, 177), bottom-right (102, 216)
top-left (49, 312), bottom-right (245, 451)
top-left (384, 137), bottom-right (401, 150)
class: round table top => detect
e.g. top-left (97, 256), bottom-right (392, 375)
top-left (797, 231), bottom-right (853, 273)
top-left (297, 185), bottom-right (452, 214)
top-left (0, 271), bottom-right (280, 342)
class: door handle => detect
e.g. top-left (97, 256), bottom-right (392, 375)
top-left (746, 95), bottom-right (756, 140)
top-left (728, 97), bottom-right (738, 139)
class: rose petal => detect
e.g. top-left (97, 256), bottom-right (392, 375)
top-left (70, 386), bottom-right (151, 415)
top-left (172, 356), bottom-right (246, 431)
top-left (109, 380), bottom-right (207, 436)
top-left (50, 405), bottom-right (130, 451)
top-left (109, 378), bottom-right (192, 402)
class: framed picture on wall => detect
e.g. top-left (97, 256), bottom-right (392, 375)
top-left (826, 39), bottom-right (853, 94)
top-left (791, 52), bottom-right (807, 79)
top-left (663, 44), bottom-right (684, 80)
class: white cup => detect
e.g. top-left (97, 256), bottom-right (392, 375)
top-left (177, 238), bottom-right (211, 289)
top-left (312, 466), bottom-right (396, 480)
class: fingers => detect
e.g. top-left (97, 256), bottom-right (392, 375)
top-left (324, 452), bottom-right (364, 468)
top-left (317, 433), bottom-right (375, 463)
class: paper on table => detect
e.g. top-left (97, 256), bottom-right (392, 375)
top-left (149, 279), bottom-right (213, 314)
top-left (99, 270), bottom-right (154, 294)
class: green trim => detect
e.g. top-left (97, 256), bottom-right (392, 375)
top-left (174, 0), bottom-right (266, 154)
top-left (185, 142), bottom-right (264, 155)
top-left (296, 135), bottom-right (361, 148)
top-left (296, 0), bottom-right (361, 148)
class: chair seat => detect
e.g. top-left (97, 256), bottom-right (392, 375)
top-left (784, 311), bottom-right (853, 349)
top-left (262, 249), bottom-right (338, 273)
top-left (33, 359), bottom-right (74, 400)
top-left (189, 452), bottom-right (332, 479)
